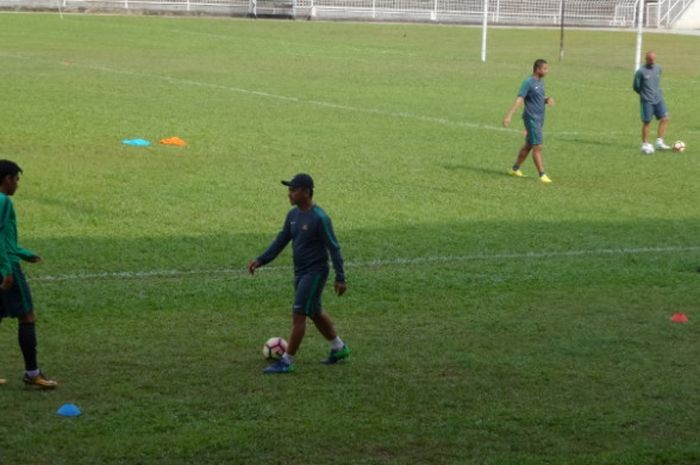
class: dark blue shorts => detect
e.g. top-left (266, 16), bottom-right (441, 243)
top-left (0, 263), bottom-right (34, 319)
top-left (293, 271), bottom-right (328, 316)
top-left (640, 100), bottom-right (668, 123)
top-left (524, 117), bottom-right (544, 146)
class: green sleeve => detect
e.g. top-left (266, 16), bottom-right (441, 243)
top-left (517, 78), bottom-right (530, 98)
top-left (16, 246), bottom-right (36, 262)
top-left (0, 196), bottom-right (13, 276)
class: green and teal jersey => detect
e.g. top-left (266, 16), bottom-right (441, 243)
top-left (518, 76), bottom-right (546, 122)
top-left (0, 193), bottom-right (36, 277)
top-left (633, 64), bottom-right (664, 104)
top-left (257, 204), bottom-right (346, 283)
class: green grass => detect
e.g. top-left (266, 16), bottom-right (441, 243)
top-left (1, 12), bottom-right (700, 465)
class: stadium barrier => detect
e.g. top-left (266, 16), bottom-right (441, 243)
top-left (0, 0), bottom-right (695, 27)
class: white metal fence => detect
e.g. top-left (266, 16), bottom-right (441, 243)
top-left (1, 0), bottom-right (695, 27)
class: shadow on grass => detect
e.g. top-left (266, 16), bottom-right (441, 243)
top-left (441, 163), bottom-right (508, 177)
top-left (23, 217), bottom-right (700, 283)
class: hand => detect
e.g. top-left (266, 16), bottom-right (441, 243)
top-left (28, 255), bottom-right (43, 264)
top-left (247, 260), bottom-right (262, 275)
top-left (334, 281), bottom-right (347, 296)
top-left (1, 274), bottom-right (14, 290)
top-left (502, 115), bottom-right (512, 127)
top-left (546, 96), bottom-right (555, 106)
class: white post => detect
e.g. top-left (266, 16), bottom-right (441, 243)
top-left (186, 0), bottom-right (190, 12)
top-left (125, 0), bottom-right (129, 9)
top-left (372, 0), bottom-right (376, 19)
top-left (634, 0), bottom-right (645, 70)
top-left (431, 0), bottom-right (437, 21)
top-left (481, 0), bottom-right (488, 62)
top-left (495, 0), bottom-right (499, 23)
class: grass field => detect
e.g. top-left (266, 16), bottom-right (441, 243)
top-left (1, 12), bottom-right (700, 465)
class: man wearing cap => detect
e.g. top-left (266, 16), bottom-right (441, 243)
top-left (248, 173), bottom-right (350, 374)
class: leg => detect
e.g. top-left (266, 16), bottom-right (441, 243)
top-left (11, 266), bottom-right (57, 388)
top-left (513, 143), bottom-right (532, 168)
top-left (18, 312), bottom-right (38, 372)
top-left (313, 310), bottom-right (350, 365)
top-left (311, 309), bottom-right (337, 341)
top-left (286, 313), bottom-right (307, 357)
top-left (642, 122), bottom-right (651, 144)
top-left (658, 116), bottom-right (669, 140)
top-left (532, 144), bottom-right (545, 174)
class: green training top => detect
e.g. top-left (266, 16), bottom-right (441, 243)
top-left (0, 193), bottom-right (36, 277)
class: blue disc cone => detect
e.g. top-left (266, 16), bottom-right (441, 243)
top-left (57, 403), bottom-right (81, 417)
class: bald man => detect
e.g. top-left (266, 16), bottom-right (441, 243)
top-left (633, 51), bottom-right (670, 154)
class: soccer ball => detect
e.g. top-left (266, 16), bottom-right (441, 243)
top-left (673, 140), bottom-right (686, 152)
top-left (262, 337), bottom-right (288, 360)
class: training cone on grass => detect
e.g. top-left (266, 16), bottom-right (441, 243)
top-left (670, 312), bottom-right (688, 323)
top-left (159, 136), bottom-right (187, 147)
top-left (122, 138), bottom-right (151, 147)
top-left (57, 404), bottom-right (82, 417)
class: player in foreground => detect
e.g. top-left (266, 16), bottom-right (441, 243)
top-left (248, 173), bottom-right (350, 374)
top-left (0, 160), bottom-right (57, 389)
top-left (503, 58), bottom-right (555, 184)
top-left (634, 51), bottom-right (670, 154)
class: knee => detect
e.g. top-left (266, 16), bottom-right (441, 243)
top-left (19, 313), bottom-right (36, 324)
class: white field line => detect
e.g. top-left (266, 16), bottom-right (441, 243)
top-left (1, 52), bottom-right (640, 138)
top-left (30, 245), bottom-right (700, 283)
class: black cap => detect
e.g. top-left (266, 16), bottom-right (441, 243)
top-left (281, 173), bottom-right (314, 189)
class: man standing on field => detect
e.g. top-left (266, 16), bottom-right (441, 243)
top-left (503, 58), bottom-right (555, 184)
top-left (634, 51), bottom-right (670, 154)
top-left (248, 173), bottom-right (350, 374)
top-left (0, 160), bottom-right (57, 389)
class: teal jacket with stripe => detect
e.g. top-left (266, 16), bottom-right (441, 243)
top-left (257, 205), bottom-right (346, 283)
top-left (0, 193), bottom-right (36, 277)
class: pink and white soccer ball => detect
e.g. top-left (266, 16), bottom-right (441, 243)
top-left (673, 141), bottom-right (686, 152)
top-left (262, 337), bottom-right (288, 360)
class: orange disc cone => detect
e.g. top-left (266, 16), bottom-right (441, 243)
top-left (671, 312), bottom-right (688, 323)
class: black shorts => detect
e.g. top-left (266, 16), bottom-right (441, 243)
top-left (292, 271), bottom-right (328, 316)
top-left (0, 263), bottom-right (34, 319)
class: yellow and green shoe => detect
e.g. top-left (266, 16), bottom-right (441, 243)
top-left (23, 371), bottom-right (58, 389)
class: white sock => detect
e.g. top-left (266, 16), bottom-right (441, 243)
top-left (282, 352), bottom-right (294, 364)
top-left (26, 369), bottom-right (40, 378)
top-left (330, 337), bottom-right (344, 351)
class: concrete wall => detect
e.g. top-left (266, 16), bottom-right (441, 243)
top-left (673, 0), bottom-right (700, 28)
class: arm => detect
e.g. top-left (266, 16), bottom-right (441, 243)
top-left (16, 246), bottom-right (38, 262)
top-left (248, 214), bottom-right (292, 274)
top-left (633, 70), bottom-right (641, 94)
top-left (503, 96), bottom-right (524, 127)
top-left (318, 213), bottom-right (346, 287)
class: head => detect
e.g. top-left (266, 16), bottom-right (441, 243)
top-left (645, 51), bottom-right (656, 67)
top-left (281, 173), bottom-right (314, 206)
top-left (0, 160), bottom-right (22, 196)
top-left (533, 59), bottom-right (549, 78)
